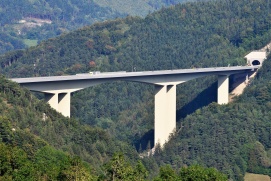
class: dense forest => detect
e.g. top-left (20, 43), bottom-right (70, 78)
top-left (0, 0), bottom-right (201, 54)
top-left (1, 0), bottom-right (271, 180)
top-left (147, 54), bottom-right (271, 180)
top-left (0, 75), bottom-right (227, 180)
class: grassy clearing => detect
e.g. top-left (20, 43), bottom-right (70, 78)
top-left (23, 39), bottom-right (38, 47)
top-left (244, 173), bottom-right (270, 181)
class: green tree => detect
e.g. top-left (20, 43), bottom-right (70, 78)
top-left (34, 146), bottom-right (71, 180)
top-left (134, 161), bottom-right (148, 181)
top-left (60, 156), bottom-right (95, 181)
top-left (178, 165), bottom-right (227, 181)
top-left (102, 152), bottom-right (148, 181)
top-left (0, 117), bottom-right (14, 144)
top-left (154, 164), bottom-right (177, 181)
top-left (103, 152), bottom-right (134, 181)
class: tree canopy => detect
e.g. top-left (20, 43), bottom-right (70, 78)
top-left (1, 0), bottom-right (271, 180)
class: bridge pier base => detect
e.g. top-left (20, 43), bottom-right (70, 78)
top-left (217, 75), bottom-right (229, 104)
top-left (58, 93), bottom-right (70, 117)
top-left (154, 84), bottom-right (176, 147)
top-left (45, 92), bottom-right (70, 117)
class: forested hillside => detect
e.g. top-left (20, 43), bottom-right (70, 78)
top-left (0, 0), bottom-right (201, 54)
top-left (0, 75), bottom-right (142, 177)
top-left (93, 0), bottom-right (205, 17)
top-left (149, 55), bottom-right (271, 180)
top-left (1, 0), bottom-right (271, 180)
top-left (0, 73), bottom-right (228, 180)
top-left (0, 0), bottom-right (124, 54)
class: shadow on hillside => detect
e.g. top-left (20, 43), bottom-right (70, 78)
top-left (135, 82), bottom-right (217, 152)
top-left (134, 129), bottom-right (154, 152)
top-left (176, 82), bottom-right (217, 121)
top-left (136, 74), bottom-right (249, 151)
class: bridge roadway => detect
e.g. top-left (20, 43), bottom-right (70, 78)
top-left (11, 66), bottom-right (259, 147)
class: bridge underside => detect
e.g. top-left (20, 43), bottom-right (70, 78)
top-left (32, 75), bottom-right (231, 147)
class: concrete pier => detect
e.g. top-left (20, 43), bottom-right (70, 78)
top-left (45, 93), bottom-right (59, 111)
top-left (155, 84), bottom-right (176, 147)
top-left (45, 92), bottom-right (71, 117)
top-left (217, 75), bottom-right (229, 104)
top-left (58, 92), bottom-right (71, 117)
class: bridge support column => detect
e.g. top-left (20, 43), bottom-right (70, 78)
top-left (45, 92), bottom-right (71, 117)
top-left (154, 84), bottom-right (176, 147)
top-left (45, 93), bottom-right (58, 111)
top-left (58, 93), bottom-right (70, 117)
top-left (217, 75), bottom-right (229, 104)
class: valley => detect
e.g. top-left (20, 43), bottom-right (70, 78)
top-left (1, 0), bottom-right (271, 180)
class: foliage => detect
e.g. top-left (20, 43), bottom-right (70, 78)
top-left (101, 152), bottom-right (148, 181)
top-left (1, 0), bottom-right (271, 180)
top-left (0, 0), bottom-right (201, 54)
top-left (178, 165), bottom-right (227, 181)
top-left (0, 119), bottom-right (95, 181)
top-left (0, 75), bottom-right (139, 175)
top-left (154, 165), bottom-right (227, 181)
top-left (147, 56), bottom-right (271, 180)
top-left (154, 164), bottom-right (178, 181)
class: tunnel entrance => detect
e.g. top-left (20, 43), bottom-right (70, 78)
top-left (252, 60), bottom-right (261, 65)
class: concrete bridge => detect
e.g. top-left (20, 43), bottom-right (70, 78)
top-left (11, 66), bottom-right (259, 147)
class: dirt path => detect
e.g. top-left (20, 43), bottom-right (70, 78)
top-left (260, 42), bottom-right (271, 51)
top-left (244, 173), bottom-right (270, 181)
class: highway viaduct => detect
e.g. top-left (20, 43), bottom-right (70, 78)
top-left (11, 66), bottom-right (259, 147)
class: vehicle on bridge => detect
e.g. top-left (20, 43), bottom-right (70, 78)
top-left (76, 71), bottom-right (127, 76)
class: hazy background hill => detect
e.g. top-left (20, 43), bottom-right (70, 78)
top-left (0, 0), bottom-right (204, 55)
top-left (1, 0), bottom-right (271, 180)
top-left (93, 0), bottom-right (204, 16)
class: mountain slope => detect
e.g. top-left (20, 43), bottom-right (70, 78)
top-left (0, 74), bottom-right (228, 180)
top-left (0, 75), bottom-right (139, 175)
top-left (93, 0), bottom-right (198, 16)
top-left (1, 0), bottom-right (271, 140)
top-left (0, 0), bottom-right (125, 54)
top-left (150, 55), bottom-right (271, 180)
top-left (0, 0), bottom-right (203, 54)
top-left (1, 0), bottom-right (271, 180)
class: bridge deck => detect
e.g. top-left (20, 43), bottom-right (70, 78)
top-left (11, 66), bottom-right (258, 83)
